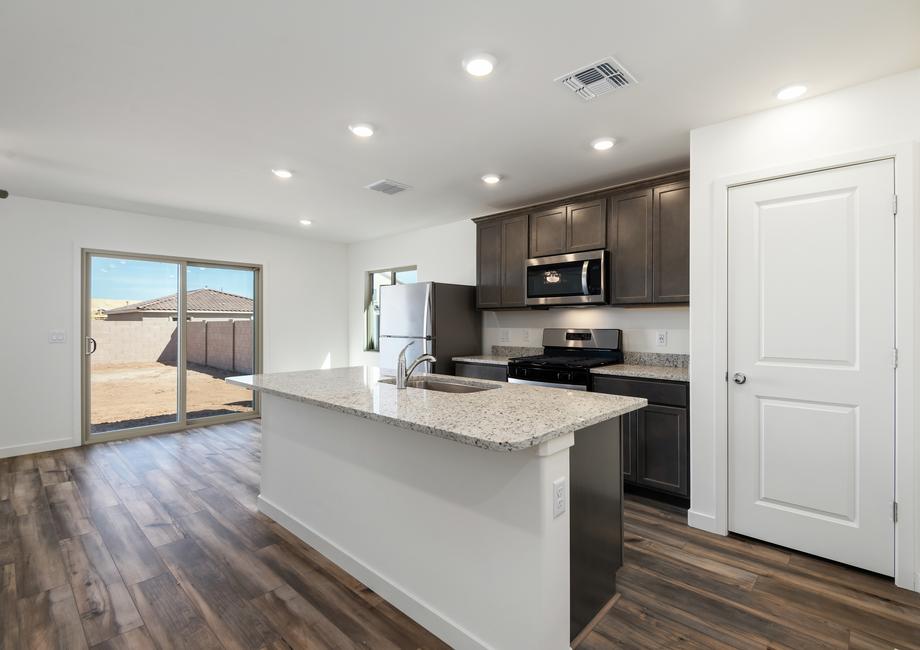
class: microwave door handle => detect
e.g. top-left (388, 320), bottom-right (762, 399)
top-left (581, 260), bottom-right (590, 295)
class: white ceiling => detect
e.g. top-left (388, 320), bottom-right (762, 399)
top-left (2, 1), bottom-right (919, 243)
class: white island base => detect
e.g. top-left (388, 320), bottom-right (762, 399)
top-left (256, 393), bottom-right (623, 650)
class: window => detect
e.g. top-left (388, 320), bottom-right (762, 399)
top-left (365, 266), bottom-right (417, 351)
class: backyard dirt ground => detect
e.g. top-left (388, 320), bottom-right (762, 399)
top-left (90, 361), bottom-right (252, 431)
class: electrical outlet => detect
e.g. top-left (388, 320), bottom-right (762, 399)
top-left (499, 328), bottom-right (511, 343)
top-left (521, 329), bottom-right (531, 343)
top-left (552, 477), bottom-right (566, 518)
top-left (655, 331), bottom-right (668, 347)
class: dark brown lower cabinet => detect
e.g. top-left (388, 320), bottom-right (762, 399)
top-left (594, 375), bottom-right (689, 500)
top-left (453, 362), bottom-right (507, 382)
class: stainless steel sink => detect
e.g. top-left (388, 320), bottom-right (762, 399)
top-left (379, 377), bottom-right (498, 393)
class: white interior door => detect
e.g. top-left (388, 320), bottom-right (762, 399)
top-left (728, 159), bottom-right (896, 576)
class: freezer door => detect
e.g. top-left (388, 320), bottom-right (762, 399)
top-left (379, 337), bottom-right (433, 374)
top-left (379, 283), bottom-right (432, 338)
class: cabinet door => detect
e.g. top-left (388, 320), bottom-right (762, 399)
top-left (566, 200), bottom-right (607, 252)
top-left (476, 221), bottom-right (503, 308)
top-left (608, 189), bottom-right (653, 304)
top-left (529, 207), bottom-right (566, 258)
top-left (652, 181), bottom-right (690, 303)
top-left (501, 215), bottom-right (529, 307)
top-left (622, 412), bottom-right (637, 484)
top-left (454, 362), bottom-right (507, 382)
top-left (636, 404), bottom-right (688, 497)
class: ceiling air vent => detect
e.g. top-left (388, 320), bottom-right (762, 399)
top-left (365, 179), bottom-right (411, 195)
top-left (555, 57), bottom-right (636, 101)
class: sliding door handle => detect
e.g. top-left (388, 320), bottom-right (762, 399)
top-left (85, 337), bottom-right (97, 355)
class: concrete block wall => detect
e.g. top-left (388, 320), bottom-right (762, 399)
top-left (90, 318), bottom-right (252, 373)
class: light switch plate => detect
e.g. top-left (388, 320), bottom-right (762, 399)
top-left (48, 330), bottom-right (66, 344)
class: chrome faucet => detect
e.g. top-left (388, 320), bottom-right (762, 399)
top-left (396, 343), bottom-right (437, 389)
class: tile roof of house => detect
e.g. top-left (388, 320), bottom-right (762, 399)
top-left (105, 288), bottom-right (253, 315)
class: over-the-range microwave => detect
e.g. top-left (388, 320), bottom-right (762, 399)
top-left (525, 249), bottom-right (607, 306)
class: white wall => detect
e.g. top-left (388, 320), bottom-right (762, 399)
top-left (347, 218), bottom-right (689, 367)
top-left (690, 68), bottom-right (920, 588)
top-left (0, 196), bottom-right (349, 457)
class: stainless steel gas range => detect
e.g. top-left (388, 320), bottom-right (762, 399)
top-left (507, 328), bottom-right (624, 390)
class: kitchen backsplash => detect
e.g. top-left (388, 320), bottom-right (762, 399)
top-left (482, 305), bottom-right (690, 355)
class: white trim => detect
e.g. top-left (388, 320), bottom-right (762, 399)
top-left (257, 495), bottom-right (492, 650)
top-left (687, 509), bottom-right (719, 531)
top-left (1, 438), bottom-right (78, 459)
top-left (705, 142), bottom-right (917, 591)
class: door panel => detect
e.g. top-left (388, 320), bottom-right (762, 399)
top-left (728, 159), bottom-right (895, 575)
top-left (87, 255), bottom-right (180, 436)
top-left (566, 200), bottom-right (606, 252)
top-left (501, 215), bottom-right (528, 307)
top-left (652, 182), bottom-right (690, 302)
top-left (379, 282), bottom-right (432, 338)
top-left (529, 207), bottom-right (566, 257)
top-left (476, 221), bottom-right (502, 308)
top-left (609, 190), bottom-right (653, 304)
top-left (636, 405), bottom-right (688, 496)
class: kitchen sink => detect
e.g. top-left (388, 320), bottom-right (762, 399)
top-left (378, 377), bottom-right (499, 393)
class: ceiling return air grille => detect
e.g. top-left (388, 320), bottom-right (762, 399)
top-left (555, 57), bottom-right (637, 101)
top-left (365, 179), bottom-right (412, 195)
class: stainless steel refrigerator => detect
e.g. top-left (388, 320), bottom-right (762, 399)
top-left (378, 282), bottom-right (481, 375)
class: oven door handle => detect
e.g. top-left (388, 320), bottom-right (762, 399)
top-left (581, 260), bottom-right (590, 296)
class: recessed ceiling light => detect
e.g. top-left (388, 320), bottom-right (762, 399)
top-left (348, 123), bottom-right (375, 138)
top-left (463, 54), bottom-right (496, 77)
top-left (299, 219), bottom-right (312, 226)
top-left (591, 137), bottom-right (616, 151)
top-left (776, 84), bottom-right (807, 101)
top-left (272, 169), bottom-right (293, 179)
top-left (481, 174), bottom-right (501, 184)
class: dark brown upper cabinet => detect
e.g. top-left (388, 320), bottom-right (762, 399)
top-left (529, 200), bottom-right (606, 258)
top-left (652, 181), bottom-right (690, 303)
top-left (608, 189), bottom-right (653, 304)
top-left (566, 200), bottom-right (607, 252)
top-left (475, 170), bottom-right (688, 309)
top-left (476, 219), bottom-right (503, 308)
top-left (529, 207), bottom-right (567, 257)
top-left (608, 178), bottom-right (689, 305)
top-left (476, 214), bottom-right (528, 309)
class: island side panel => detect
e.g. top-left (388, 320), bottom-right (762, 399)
top-left (258, 393), bottom-right (572, 650)
top-left (570, 417), bottom-right (623, 641)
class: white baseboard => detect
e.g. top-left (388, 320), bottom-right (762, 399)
top-left (257, 495), bottom-right (490, 650)
top-left (687, 509), bottom-right (725, 535)
top-left (0, 437), bottom-right (78, 460)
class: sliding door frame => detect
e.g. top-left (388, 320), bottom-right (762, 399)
top-left (81, 249), bottom-right (262, 444)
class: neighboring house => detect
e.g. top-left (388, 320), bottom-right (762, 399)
top-left (104, 288), bottom-right (253, 321)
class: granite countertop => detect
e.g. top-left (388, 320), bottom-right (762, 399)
top-left (589, 364), bottom-right (689, 382)
top-left (452, 355), bottom-right (690, 382)
top-left (227, 366), bottom-right (645, 452)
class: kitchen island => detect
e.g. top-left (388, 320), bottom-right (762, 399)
top-left (228, 366), bottom-right (645, 650)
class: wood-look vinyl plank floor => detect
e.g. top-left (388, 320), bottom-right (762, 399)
top-left (1, 420), bottom-right (918, 649)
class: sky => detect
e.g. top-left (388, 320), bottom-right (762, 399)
top-left (91, 257), bottom-right (255, 302)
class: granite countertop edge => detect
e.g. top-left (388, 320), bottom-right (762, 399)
top-left (227, 373), bottom-right (646, 452)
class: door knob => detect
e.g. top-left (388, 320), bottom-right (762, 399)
top-left (732, 372), bottom-right (747, 385)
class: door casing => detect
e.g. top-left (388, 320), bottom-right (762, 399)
top-left (80, 249), bottom-right (263, 444)
top-left (698, 143), bottom-right (918, 592)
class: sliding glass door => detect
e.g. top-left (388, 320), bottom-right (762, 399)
top-left (82, 251), bottom-right (261, 443)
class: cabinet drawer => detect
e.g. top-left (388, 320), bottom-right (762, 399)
top-left (454, 362), bottom-right (507, 382)
top-left (592, 375), bottom-right (687, 407)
